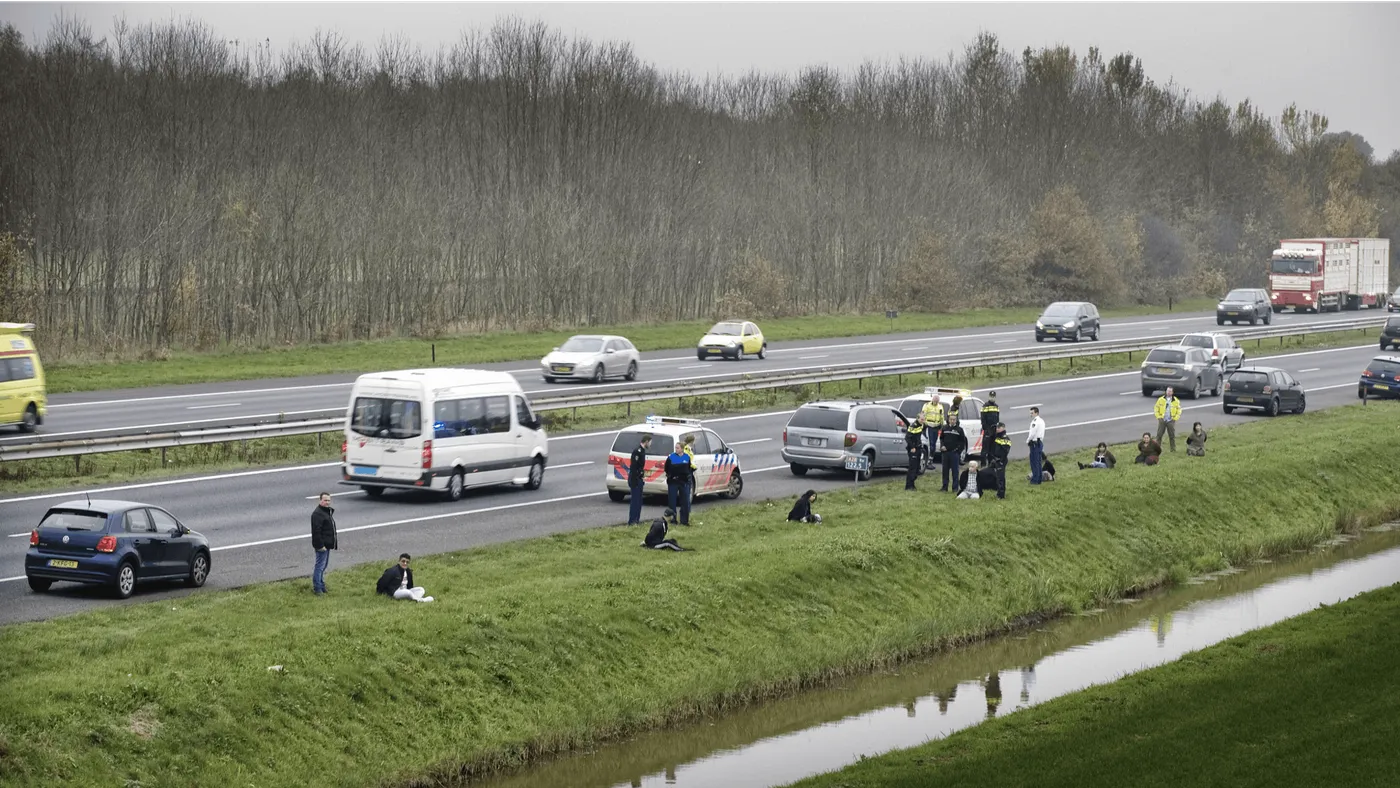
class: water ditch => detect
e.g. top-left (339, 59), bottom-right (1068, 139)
top-left (462, 524), bottom-right (1400, 788)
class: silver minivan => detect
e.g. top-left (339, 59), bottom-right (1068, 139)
top-left (781, 401), bottom-right (911, 480)
top-left (1140, 346), bottom-right (1223, 399)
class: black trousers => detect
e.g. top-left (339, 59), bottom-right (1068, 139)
top-left (993, 462), bottom-right (1006, 498)
top-left (941, 450), bottom-right (961, 491)
top-left (906, 450), bottom-right (921, 489)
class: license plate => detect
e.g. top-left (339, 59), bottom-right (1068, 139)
top-left (1375, 384), bottom-right (1389, 391)
top-left (47, 559), bottom-right (78, 569)
top-left (1227, 311), bottom-right (1239, 316)
top-left (803, 437), bottom-right (824, 447)
top-left (353, 465), bottom-right (378, 476)
top-left (551, 366), bottom-right (570, 373)
top-left (1155, 368), bottom-right (1175, 375)
top-left (1044, 329), bottom-right (1058, 333)
top-left (707, 348), bottom-right (721, 354)
top-left (1237, 396), bottom-right (1254, 403)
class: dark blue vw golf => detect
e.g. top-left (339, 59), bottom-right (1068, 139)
top-left (24, 500), bottom-right (211, 598)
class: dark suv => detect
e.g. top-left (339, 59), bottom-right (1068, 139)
top-left (1381, 316), bottom-right (1400, 350)
top-left (1216, 288), bottom-right (1272, 325)
top-left (1034, 302), bottom-right (1100, 342)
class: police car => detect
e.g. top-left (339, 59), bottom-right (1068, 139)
top-left (895, 387), bottom-right (987, 461)
top-left (606, 416), bottom-right (744, 502)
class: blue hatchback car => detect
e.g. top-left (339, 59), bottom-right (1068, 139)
top-left (25, 499), bottom-right (211, 598)
top-left (1358, 355), bottom-right (1400, 400)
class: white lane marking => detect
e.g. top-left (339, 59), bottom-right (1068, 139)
top-left (901, 346), bottom-right (929, 351)
top-left (548, 461), bottom-right (594, 470)
top-left (1, 576), bottom-right (25, 583)
top-left (993, 339), bottom-right (1017, 344)
top-left (304, 490), bottom-right (364, 499)
top-left (1011, 403), bottom-right (1043, 409)
top-left (0, 462), bottom-right (343, 505)
top-left (5, 344), bottom-right (1371, 507)
top-left (187, 403), bottom-right (241, 410)
top-left (677, 365), bottom-right (708, 370)
top-left (48, 381), bottom-right (354, 409)
top-left (1119, 391), bottom-right (1139, 396)
top-left (1298, 368), bottom-right (1320, 373)
top-left (0, 408), bottom-right (335, 442)
top-left (798, 355), bottom-right (829, 360)
top-left (7, 532), bottom-right (30, 538)
top-left (729, 438), bottom-right (772, 446)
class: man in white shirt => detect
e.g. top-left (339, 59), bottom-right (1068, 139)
top-left (1027, 407), bottom-right (1046, 485)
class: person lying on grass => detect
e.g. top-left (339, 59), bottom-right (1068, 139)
top-left (787, 490), bottom-right (823, 523)
top-left (375, 553), bottom-right (434, 602)
top-left (1079, 442), bottom-right (1117, 469)
top-left (642, 515), bottom-right (687, 551)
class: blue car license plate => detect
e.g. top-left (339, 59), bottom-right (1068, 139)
top-left (353, 465), bottom-right (378, 476)
top-left (48, 559), bottom-right (78, 569)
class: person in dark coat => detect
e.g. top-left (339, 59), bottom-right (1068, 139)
top-left (375, 553), bottom-right (434, 602)
top-left (979, 392), bottom-right (1001, 456)
top-left (664, 446), bottom-right (695, 525)
top-left (904, 416), bottom-right (925, 491)
top-left (938, 413), bottom-right (967, 493)
top-left (627, 433), bottom-right (652, 525)
top-left (1135, 433), bottom-right (1163, 465)
top-left (787, 490), bottom-right (822, 523)
top-left (310, 492), bottom-right (338, 595)
top-left (988, 423), bottom-right (1012, 499)
top-left (642, 516), bottom-right (686, 551)
top-left (1079, 442), bottom-right (1117, 469)
top-left (957, 460), bottom-right (997, 499)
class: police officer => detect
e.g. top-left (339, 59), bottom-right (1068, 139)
top-left (988, 422), bottom-right (1012, 499)
top-left (626, 433), bottom-right (652, 525)
top-left (904, 415), bottom-right (925, 491)
top-left (938, 413), bottom-right (967, 493)
top-left (920, 395), bottom-right (946, 470)
top-left (979, 390), bottom-right (1000, 458)
top-left (664, 443), bottom-right (695, 525)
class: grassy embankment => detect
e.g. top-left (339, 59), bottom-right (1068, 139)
top-left (41, 300), bottom-right (1216, 393)
top-left (787, 582), bottom-right (1400, 788)
top-left (0, 404), bottom-right (1398, 787)
top-left (2, 324), bottom-right (1377, 495)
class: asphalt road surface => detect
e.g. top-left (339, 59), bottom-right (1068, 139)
top-left (5, 307), bottom-right (1382, 447)
top-left (0, 341), bottom-right (1383, 624)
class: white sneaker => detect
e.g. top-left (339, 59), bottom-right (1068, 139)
top-left (419, 596), bottom-right (434, 603)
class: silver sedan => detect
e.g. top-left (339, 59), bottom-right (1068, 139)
top-left (540, 335), bottom-right (641, 383)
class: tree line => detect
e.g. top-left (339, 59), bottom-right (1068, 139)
top-left (0, 17), bottom-right (1397, 359)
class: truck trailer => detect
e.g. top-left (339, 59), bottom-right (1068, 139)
top-left (1268, 237), bottom-right (1390, 313)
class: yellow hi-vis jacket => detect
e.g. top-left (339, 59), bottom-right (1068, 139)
top-left (1154, 396), bottom-right (1181, 422)
top-left (920, 401), bottom-right (946, 426)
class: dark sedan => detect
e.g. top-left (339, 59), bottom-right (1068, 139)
top-left (1358, 355), bottom-right (1400, 400)
top-left (1222, 367), bottom-right (1306, 416)
top-left (25, 499), bottom-right (211, 598)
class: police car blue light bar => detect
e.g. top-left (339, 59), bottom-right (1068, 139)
top-left (645, 415), bottom-right (703, 426)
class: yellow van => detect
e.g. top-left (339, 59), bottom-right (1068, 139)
top-left (0, 322), bottom-right (45, 432)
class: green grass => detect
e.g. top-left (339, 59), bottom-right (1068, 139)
top-left (40, 300), bottom-right (1216, 393)
top-left (787, 581), bottom-right (1400, 788)
top-left (1, 405), bottom-right (1398, 787)
top-left (4, 326), bottom-right (1375, 495)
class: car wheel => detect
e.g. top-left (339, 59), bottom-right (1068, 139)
top-left (1142, 386), bottom-right (1154, 397)
top-left (722, 470), bottom-right (743, 499)
top-left (758, 343), bottom-right (767, 360)
top-left (1249, 315), bottom-right (1257, 326)
top-left (625, 361), bottom-right (638, 381)
top-left (524, 458), bottom-right (545, 490)
top-left (858, 452), bottom-right (875, 482)
top-left (20, 405), bottom-right (38, 433)
top-left (608, 489), bottom-right (626, 503)
top-left (186, 551), bottom-right (210, 588)
top-left (1035, 335), bottom-right (1044, 343)
top-left (362, 485), bottom-right (384, 498)
top-left (1263, 310), bottom-right (1272, 325)
top-left (1295, 394), bottom-right (1306, 414)
top-left (591, 365), bottom-right (604, 384)
top-left (1358, 387), bottom-right (1367, 400)
top-left (735, 347), bottom-right (744, 361)
top-left (1189, 378), bottom-right (1201, 399)
top-left (1074, 328), bottom-right (1083, 342)
top-left (1211, 377), bottom-right (1221, 397)
top-left (1216, 318), bottom-right (1225, 326)
top-left (789, 463), bottom-right (808, 476)
top-left (112, 561), bottom-right (137, 599)
top-left (697, 352), bottom-right (707, 361)
top-left (1382, 340), bottom-right (1388, 350)
top-left (1092, 325), bottom-right (1100, 341)
top-left (446, 471), bottom-right (465, 501)
top-left (1266, 397), bottom-right (1279, 417)
top-left (543, 376), bottom-right (557, 384)
top-left (27, 576), bottom-right (51, 593)
top-left (1223, 405), bottom-right (1234, 414)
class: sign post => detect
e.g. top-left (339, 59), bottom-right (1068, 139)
top-left (843, 453), bottom-right (870, 489)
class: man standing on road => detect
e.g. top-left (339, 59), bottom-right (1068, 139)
top-left (979, 391), bottom-right (1001, 460)
top-left (664, 443), bottom-right (695, 526)
top-left (938, 412), bottom-right (967, 493)
top-left (1154, 387), bottom-right (1182, 453)
top-left (310, 492), bottom-right (338, 595)
top-left (989, 423), bottom-right (1012, 499)
top-left (1027, 407), bottom-right (1046, 485)
top-left (627, 434), bottom-right (652, 526)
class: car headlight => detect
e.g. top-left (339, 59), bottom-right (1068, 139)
top-left (1217, 303), bottom-right (1226, 309)
top-left (1062, 321), bottom-right (1075, 329)
top-left (1140, 361), bottom-right (1148, 368)
top-left (1035, 321), bottom-right (1043, 328)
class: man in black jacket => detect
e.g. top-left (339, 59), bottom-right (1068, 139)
top-left (376, 553), bottom-right (434, 602)
top-left (938, 413), bottom-right (967, 493)
top-left (627, 434), bottom-right (652, 525)
top-left (979, 391), bottom-right (1000, 457)
top-left (310, 492), bottom-right (337, 595)
top-left (988, 423), bottom-right (1013, 500)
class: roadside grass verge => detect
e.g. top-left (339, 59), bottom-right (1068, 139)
top-left (786, 581), bottom-right (1400, 788)
top-left (3, 327), bottom-right (1377, 495)
top-left (1, 404), bottom-right (1398, 787)
top-left (41, 300), bottom-right (1216, 393)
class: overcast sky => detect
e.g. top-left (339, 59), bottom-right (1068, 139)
top-left (4, 2), bottom-right (1398, 158)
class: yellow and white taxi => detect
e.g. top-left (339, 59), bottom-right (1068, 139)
top-left (0, 322), bottom-right (46, 433)
top-left (696, 321), bottom-right (766, 361)
top-left (606, 416), bottom-right (743, 502)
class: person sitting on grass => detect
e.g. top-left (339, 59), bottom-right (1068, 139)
top-left (1079, 442), bottom-right (1117, 470)
top-left (375, 553), bottom-right (434, 603)
top-left (1186, 422), bottom-right (1208, 457)
top-left (642, 511), bottom-right (687, 551)
top-left (787, 490), bottom-right (823, 523)
top-left (1135, 433), bottom-right (1162, 465)
top-left (958, 460), bottom-right (996, 499)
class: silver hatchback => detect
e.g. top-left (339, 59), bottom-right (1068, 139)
top-left (1140, 345), bottom-right (1223, 399)
top-left (781, 401), bottom-right (911, 480)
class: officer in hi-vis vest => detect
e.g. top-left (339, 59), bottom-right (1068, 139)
top-left (904, 416), bottom-right (925, 491)
top-left (919, 395), bottom-right (946, 471)
top-left (989, 422), bottom-right (1012, 499)
top-left (979, 391), bottom-right (1001, 459)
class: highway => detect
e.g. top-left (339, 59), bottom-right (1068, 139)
top-left (5, 307), bottom-right (1381, 446)
top-left (0, 340), bottom-right (1385, 624)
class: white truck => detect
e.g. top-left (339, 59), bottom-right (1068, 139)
top-left (1268, 237), bottom-right (1390, 313)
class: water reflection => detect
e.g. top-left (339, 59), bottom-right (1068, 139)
top-left (465, 528), bottom-right (1400, 788)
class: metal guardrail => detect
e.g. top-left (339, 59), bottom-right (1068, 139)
top-left (2, 316), bottom-right (1385, 462)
